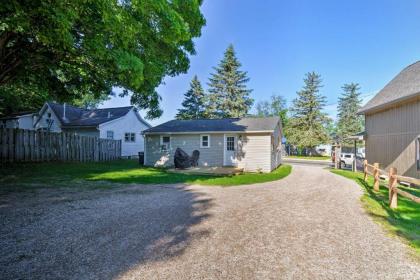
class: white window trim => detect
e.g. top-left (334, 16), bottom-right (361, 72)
top-left (160, 135), bottom-right (171, 152)
top-left (200, 134), bottom-right (210, 148)
top-left (226, 136), bottom-right (235, 151)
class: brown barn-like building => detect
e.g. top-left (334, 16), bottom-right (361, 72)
top-left (359, 61), bottom-right (420, 178)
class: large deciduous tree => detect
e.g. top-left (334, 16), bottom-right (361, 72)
top-left (206, 44), bottom-right (253, 118)
top-left (285, 72), bottom-right (330, 149)
top-left (176, 75), bottom-right (206, 120)
top-left (0, 0), bottom-right (206, 118)
top-left (255, 94), bottom-right (288, 127)
top-left (337, 83), bottom-right (364, 144)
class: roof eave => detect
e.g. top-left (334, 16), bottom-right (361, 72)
top-left (358, 91), bottom-right (420, 115)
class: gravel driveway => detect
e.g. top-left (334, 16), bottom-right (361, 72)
top-left (1, 165), bottom-right (419, 279)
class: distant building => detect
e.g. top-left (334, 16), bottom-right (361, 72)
top-left (315, 144), bottom-right (332, 157)
top-left (32, 102), bottom-right (151, 156)
top-left (359, 61), bottom-right (420, 178)
top-left (0, 112), bottom-right (36, 130)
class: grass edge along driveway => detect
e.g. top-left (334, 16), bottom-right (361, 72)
top-left (285, 155), bottom-right (330, 161)
top-left (0, 160), bottom-right (292, 190)
top-left (331, 169), bottom-right (420, 257)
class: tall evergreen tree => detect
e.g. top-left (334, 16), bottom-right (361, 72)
top-left (337, 83), bottom-right (364, 143)
top-left (285, 72), bottom-right (330, 149)
top-left (206, 44), bottom-right (253, 118)
top-left (176, 75), bottom-right (206, 120)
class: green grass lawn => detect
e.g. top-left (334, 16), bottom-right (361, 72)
top-left (0, 160), bottom-right (292, 191)
top-left (331, 169), bottom-right (420, 255)
top-left (285, 155), bottom-right (331, 161)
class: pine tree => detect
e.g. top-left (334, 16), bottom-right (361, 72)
top-left (337, 83), bottom-right (364, 143)
top-left (285, 72), bottom-right (330, 149)
top-left (206, 44), bottom-right (253, 118)
top-left (176, 76), bottom-right (206, 120)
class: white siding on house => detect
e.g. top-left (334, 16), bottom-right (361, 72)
top-left (99, 109), bottom-right (149, 156)
top-left (1, 115), bottom-right (34, 129)
top-left (17, 115), bottom-right (35, 130)
top-left (34, 106), bottom-right (62, 132)
top-left (237, 133), bottom-right (272, 172)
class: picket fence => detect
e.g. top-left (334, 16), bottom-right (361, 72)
top-left (0, 128), bottom-right (121, 163)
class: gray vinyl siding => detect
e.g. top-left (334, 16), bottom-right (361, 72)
top-left (365, 97), bottom-right (420, 178)
top-left (145, 134), bottom-right (224, 167)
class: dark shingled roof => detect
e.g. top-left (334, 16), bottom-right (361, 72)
top-left (47, 102), bottom-right (140, 127)
top-left (143, 117), bottom-right (280, 134)
top-left (359, 61), bottom-right (420, 114)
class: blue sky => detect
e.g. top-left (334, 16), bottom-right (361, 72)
top-left (102, 0), bottom-right (420, 126)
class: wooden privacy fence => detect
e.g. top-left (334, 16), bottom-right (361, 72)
top-left (0, 128), bottom-right (121, 163)
top-left (363, 160), bottom-right (420, 209)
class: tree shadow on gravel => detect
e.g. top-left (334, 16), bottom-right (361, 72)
top-left (0, 184), bottom-right (214, 279)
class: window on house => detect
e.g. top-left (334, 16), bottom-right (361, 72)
top-left (226, 136), bottom-right (235, 151)
top-left (124, 132), bottom-right (135, 142)
top-left (417, 137), bottom-right (420, 170)
top-left (107, 131), bottom-right (114, 140)
top-left (161, 136), bottom-right (171, 151)
top-left (201, 135), bottom-right (210, 148)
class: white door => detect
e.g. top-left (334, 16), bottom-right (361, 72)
top-left (224, 134), bottom-right (237, 166)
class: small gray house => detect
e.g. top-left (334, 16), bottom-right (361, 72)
top-left (143, 117), bottom-right (282, 173)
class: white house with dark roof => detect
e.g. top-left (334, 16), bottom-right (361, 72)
top-left (142, 117), bottom-right (282, 172)
top-left (33, 102), bottom-right (151, 156)
top-left (358, 61), bottom-right (420, 178)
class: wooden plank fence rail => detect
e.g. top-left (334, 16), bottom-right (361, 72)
top-left (363, 159), bottom-right (420, 209)
top-left (0, 128), bottom-right (121, 163)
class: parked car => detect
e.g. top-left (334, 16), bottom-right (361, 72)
top-left (340, 153), bottom-right (355, 167)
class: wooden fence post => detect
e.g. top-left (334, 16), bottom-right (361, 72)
top-left (373, 163), bottom-right (380, 192)
top-left (94, 138), bottom-right (99, 162)
top-left (389, 167), bottom-right (398, 209)
top-left (363, 160), bottom-right (368, 181)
